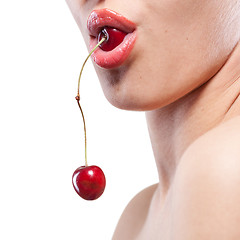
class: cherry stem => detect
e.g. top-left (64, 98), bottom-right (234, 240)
top-left (76, 36), bottom-right (106, 167)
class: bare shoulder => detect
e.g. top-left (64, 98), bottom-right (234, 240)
top-left (112, 183), bottom-right (157, 240)
top-left (172, 116), bottom-right (240, 239)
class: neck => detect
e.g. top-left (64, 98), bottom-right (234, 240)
top-left (145, 40), bottom-right (240, 197)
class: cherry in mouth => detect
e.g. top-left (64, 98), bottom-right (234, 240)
top-left (97, 27), bottom-right (128, 51)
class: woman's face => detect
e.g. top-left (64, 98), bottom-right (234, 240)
top-left (66, 0), bottom-right (240, 111)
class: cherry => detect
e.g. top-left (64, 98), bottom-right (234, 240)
top-left (72, 165), bottom-right (106, 200)
top-left (98, 27), bottom-right (127, 51)
top-left (73, 36), bottom-right (107, 200)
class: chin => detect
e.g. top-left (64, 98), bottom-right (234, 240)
top-left (106, 96), bottom-right (149, 111)
top-left (95, 60), bottom-right (188, 112)
top-left (107, 98), bottom-right (155, 111)
top-left (101, 86), bottom-right (169, 111)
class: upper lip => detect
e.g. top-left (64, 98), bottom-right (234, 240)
top-left (87, 8), bottom-right (136, 37)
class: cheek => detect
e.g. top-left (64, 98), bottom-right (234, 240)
top-left (94, 27), bottom-right (236, 111)
top-left (69, 0), bottom-right (240, 111)
top-left (102, 0), bottom-right (239, 111)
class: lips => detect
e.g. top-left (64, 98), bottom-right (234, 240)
top-left (87, 8), bottom-right (137, 69)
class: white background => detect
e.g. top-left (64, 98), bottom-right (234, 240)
top-left (0, 1), bottom-right (158, 239)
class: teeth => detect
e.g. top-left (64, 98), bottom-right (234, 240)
top-left (97, 27), bottom-right (127, 52)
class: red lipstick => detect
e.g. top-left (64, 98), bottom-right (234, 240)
top-left (87, 8), bottom-right (137, 69)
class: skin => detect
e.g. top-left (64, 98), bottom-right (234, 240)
top-left (66, 0), bottom-right (240, 239)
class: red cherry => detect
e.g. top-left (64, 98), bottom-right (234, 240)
top-left (98, 27), bottom-right (128, 51)
top-left (72, 165), bottom-right (106, 200)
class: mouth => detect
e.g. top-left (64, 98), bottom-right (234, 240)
top-left (87, 8), bottom-right (137, 69)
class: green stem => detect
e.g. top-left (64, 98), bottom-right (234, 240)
top-left (76, 37), bottom-right (106, 167)
top-left (77, 37), bottom-right (106, 97)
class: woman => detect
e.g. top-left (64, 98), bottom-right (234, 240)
top-left (66, 0), bottom-right (240, 239)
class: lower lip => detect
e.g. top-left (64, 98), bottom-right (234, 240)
top-left (89, 31), bottom-right (137, 69)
